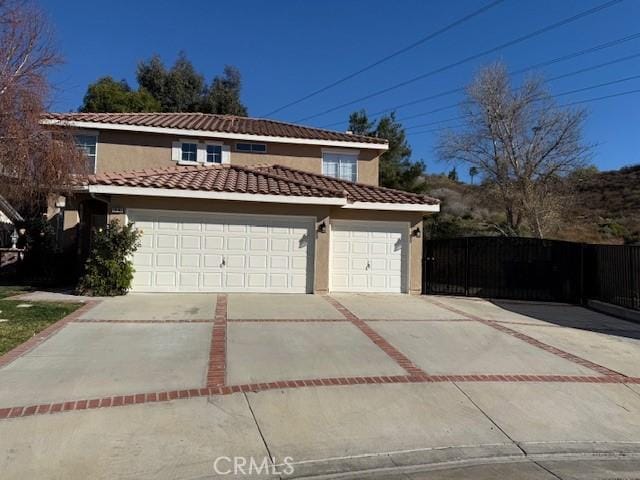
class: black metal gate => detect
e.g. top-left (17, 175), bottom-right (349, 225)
top-left (423, 237), bottom-right (640, 309)
top-left (423, 237), bottom-right (584, 303)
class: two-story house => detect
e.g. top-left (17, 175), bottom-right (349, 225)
top-left (42, 112), bottom-right (439, 294)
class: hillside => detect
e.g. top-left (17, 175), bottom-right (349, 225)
top-left (423, 165), bottom-right (640, 244)
top-left (565, 164), bottom-right (640, 244)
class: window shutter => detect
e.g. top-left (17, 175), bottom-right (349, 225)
top-left (197, 143), bottom-right (206, 163)
top-left (171, 142), bottom-right (181, 161)
top-left (221, 145), bottom-right (231, 164)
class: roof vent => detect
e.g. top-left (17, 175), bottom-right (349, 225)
top-left (345, 130), bottom-right (353, 135)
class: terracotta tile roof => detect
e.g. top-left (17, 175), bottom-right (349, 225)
top-left (252, 164), bottom-right (440, 205)
top-left (42, 112), bottom-right (387, 146)
top-left (84, 164), bottom-right (439, 206)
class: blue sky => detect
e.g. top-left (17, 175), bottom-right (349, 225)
top-left (42, 0), bottom-right (640, 179)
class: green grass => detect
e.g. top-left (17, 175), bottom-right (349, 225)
top-left (0, 285), bottom-right (32, 299)
top-left (0, 299), bottom-right (82, 356)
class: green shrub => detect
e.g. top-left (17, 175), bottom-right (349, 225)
top-left (78, 220), bottom-right (142, 296)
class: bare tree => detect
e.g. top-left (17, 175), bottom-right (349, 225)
top-left (0, 0), bottom-right (86, 215)
top-left (438, 63), bottom-right (590, 238)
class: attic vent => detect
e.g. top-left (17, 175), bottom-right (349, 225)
top-left (345, 130), bottom-right (353, 134)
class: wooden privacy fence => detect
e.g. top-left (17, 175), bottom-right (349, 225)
top-left (423, 237), bottom-right (640, 311)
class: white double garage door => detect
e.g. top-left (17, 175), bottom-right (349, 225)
top-left (129, 209), bottom-right (408, 293)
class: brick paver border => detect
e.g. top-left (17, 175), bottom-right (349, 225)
top-left (324, 296), bottom-right (427, 377)
top-left (73, 319), bottom-right (215, 323)
top-left (206, 294), bottom-right (228, 387)
top-left (422, 297), bottom-right (626, 378)
top-left (1, 373), bottom-right (638, 420)
top-left (0, 300), bottom-right (100, 370)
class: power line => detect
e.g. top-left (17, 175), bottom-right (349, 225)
top-left (322, 32), bottom-right (640, 128)
top-left (294, 0), bottom-right (624, 123)
top-left (261, 0), bottom-right (506, 117)
top-left (402, 53), bottom-right (640, 128)
top-left (406, 87), bottom-right (640, 136)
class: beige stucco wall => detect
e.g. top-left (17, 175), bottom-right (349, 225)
top-left (92, 129), bottom-right (381, 186)
top-left (83, 195), bottom-right (426, 294)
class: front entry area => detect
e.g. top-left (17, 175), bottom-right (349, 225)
top-left (330, 220), bottom-right (408, 293)
top-left (128, 209), bottom-right (314, 293)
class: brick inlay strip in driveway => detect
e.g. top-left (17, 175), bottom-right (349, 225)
top-left (0, 300), bottom-right (100, 369)
top-left (206, 294), bottom-right (228, 387)
top-left (1, 374), bottom-right (638, 421)
top-left (323, 296), bottom-right (427, 377)
top-left (422, 296), bottom-right (626, 378)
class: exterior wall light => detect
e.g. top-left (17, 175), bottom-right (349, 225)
top-left (317, 221), bottom-right (327, 234)
top-left (411, 227), bottom-right (421, 238)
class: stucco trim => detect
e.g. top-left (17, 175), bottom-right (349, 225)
top-left (85, 185), bottom-right (348, 206)
top-left (342, 201), bottom-right (440, 212)
top-left (41, 119), bottom-right (389, 151)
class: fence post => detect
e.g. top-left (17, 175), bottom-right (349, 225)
top-left (579, 243), bottom-right (585, 305)
top-left (464, 237), bottom-right (470, 297)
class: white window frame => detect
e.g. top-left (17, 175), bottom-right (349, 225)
top-left (173, 139), bottom-right (230, 165)
top-left (74, 130), bottom-right (99, 174)
top-left (235, 142), bottom-right (267, 153)
top-left (322, 148), bottom-right (359, 182)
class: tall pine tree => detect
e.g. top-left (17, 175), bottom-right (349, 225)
top-left (348, 110), bottom-right (426, 193)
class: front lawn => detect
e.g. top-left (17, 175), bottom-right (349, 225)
top-left (0, 299), bottom-right (82, 356)
top-left (0, 285), bottom-right (32, 299)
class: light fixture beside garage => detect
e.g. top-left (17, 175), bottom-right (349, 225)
top-left (317, 221), bottom-right (327, 234)
top-left (411, 227), bottom-right (421, 238)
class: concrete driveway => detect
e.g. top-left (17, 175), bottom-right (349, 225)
top-left (1, 293), bottom-right (640, 479)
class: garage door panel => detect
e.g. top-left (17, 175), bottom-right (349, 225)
top-left (134, 271), bottom-right (152, 287)
top-left (133, 253), bottom-right (153, 267)
top-left (247, 273), bottom-right (267, 288)
top-left (225, 273), bottom-right (245, 288)
top-left (291, 256), bottom-right (307, 270)
top-left (270, 256), bottom-right (288, 269)
top-left (227, 237), bottom-right (246, 250)
top-left (250, 238), bottom-right (269, 251)
top-left (203, 273), bottom-right (223, 288)
top-left (204, 254), bottom-right (223, 268)
top-left (179, 272), bottom-right (199, 288)
top-left (226, 255), bottom-right (246, 268)
top-left (155, 271), bottom-right (176, 287)
top-left (180, 254), bottom-right (200, 268)
top-left (270, 238), bottom-right (289, 252)
top-left (139, 234), bottom-right (154, 248)
top-left (129, 210), bottom-right (313, 293)
top-left (331, 221), bottom-right (408, 293)
top-left (180, 236), bottom-right (201, 249)
top-left (156, 235), bottom-right (177, 248)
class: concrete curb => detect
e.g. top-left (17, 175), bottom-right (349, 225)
top-left (588, 300), bottom-right (640, 324)
top-left (285, 443), bottom-right (640, 479)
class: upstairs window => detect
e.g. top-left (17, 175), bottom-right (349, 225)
top-left (322, 151), bottom-right (357, 182)
top-left (181, 142), bottom-right (198, 163)
top-left (74, 134), bottom-right (98, 173)
top-left (206, 144), bottom-right (222, 163)
top-left (236, 142), bottom-right (267, 153)
top-left (172, 140), bottom-right (229, 165)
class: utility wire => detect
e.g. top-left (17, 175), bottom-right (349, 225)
top-left (402, 53), bottom-right (640, 129)
top-left (261, 0), bottom-right (506, 117)
top-left (294, 0), bottom-right (624, 123)
top-left (407, 87), bottom-right (640, 136)
top-left (322, 32), bottom-right (640, 128)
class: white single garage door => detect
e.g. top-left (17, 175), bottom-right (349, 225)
top-left (330, 221), bottom-right (409, 293)
top-left (128, 209), bottom-right (314, 293)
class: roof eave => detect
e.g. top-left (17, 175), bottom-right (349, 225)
top-left (40, 119), bottom-right (389, 151)
top-left (84, 185), bottom-right (438, 212)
